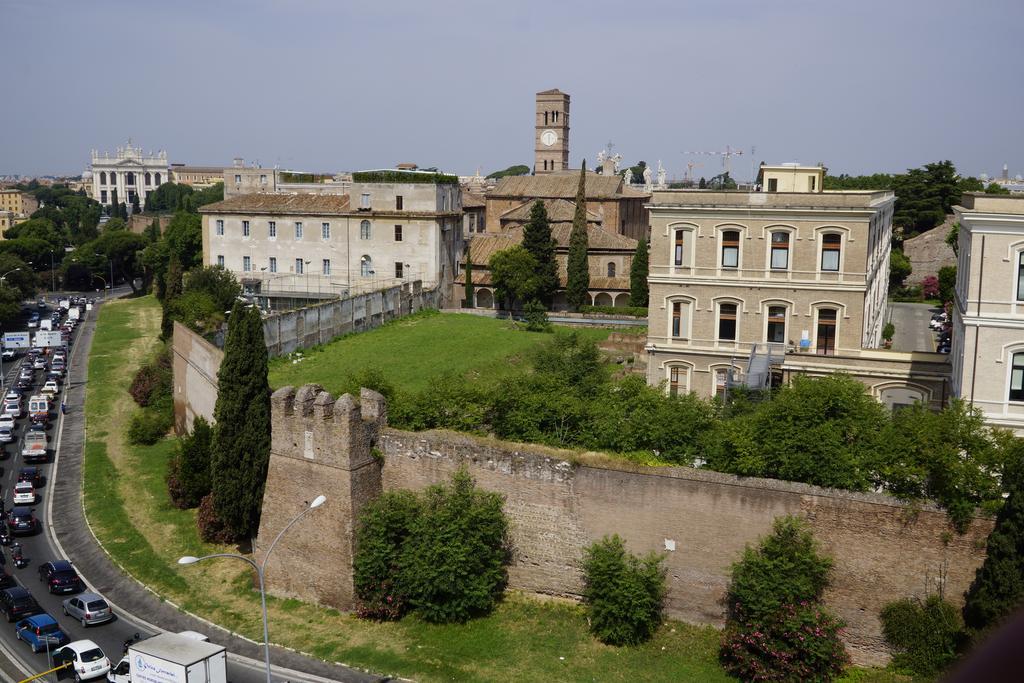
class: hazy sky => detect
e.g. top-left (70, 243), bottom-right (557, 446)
top-left (1, 0), bottom-right (1021, 181)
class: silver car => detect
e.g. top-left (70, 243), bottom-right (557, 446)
top-left (61, 593), bottom-right (113, 626)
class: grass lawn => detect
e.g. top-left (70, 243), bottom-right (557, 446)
top-left (268, 311), bottom-right (613, 395)
top-left (82, 298), bottom-right (911, 682)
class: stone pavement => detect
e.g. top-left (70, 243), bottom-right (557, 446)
top-left (50, 299), bottom-right (387, 683)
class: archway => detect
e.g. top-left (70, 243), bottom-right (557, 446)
top-left (614, 293), bottom-right (632, 308)
top-left (594, 292), bottom-right (614, 307)
top-left (476, 288), bottom-right (494, 309)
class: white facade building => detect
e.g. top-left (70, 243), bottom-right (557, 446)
top-left (90, 141), bottom-right (170, 208)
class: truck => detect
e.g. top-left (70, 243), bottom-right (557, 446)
top-left (28, 395), bottom-right (48, 422)
top-left (40, 319), bottom-right (52, 331)
top-left (59, 299), bottom-right (70, 311)
top-left (68, 306), bottom-right (81, 321)
top-left (21, 431), bottom-right (47, 463)
top-left (107, 633), bottom-right (226, 683)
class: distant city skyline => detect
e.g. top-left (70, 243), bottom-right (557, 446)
top-left (1, 0), bottom-right (1021, 181)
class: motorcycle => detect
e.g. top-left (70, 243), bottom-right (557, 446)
top-left (10, 543), bottom-right (27, 569)
top-left (123, 633), bottom-right (141, 656)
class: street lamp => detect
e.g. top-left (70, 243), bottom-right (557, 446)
top-left (178, 495), bottom-right (327, 683)
top-left (48, 250), bottom-right (56, 294)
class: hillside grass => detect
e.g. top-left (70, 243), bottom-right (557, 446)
top-left (82, 298), bottom-right (913, 682)
top-left (267, 311), bottom-right (613, 395)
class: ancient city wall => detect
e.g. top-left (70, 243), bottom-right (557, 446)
top-left (257, 385), bottom-right (992, 667)
top-left (171, 321), bottom-right (222, 434)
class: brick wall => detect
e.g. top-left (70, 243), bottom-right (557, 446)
top-left (257, 385), bottom-right (991, 666)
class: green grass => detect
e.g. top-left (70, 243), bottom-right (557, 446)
top-left (82, 298), bottom-right (912, 682)
top-left (268, 311), bottom-right (614, 395)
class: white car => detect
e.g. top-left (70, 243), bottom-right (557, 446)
top-left (3, 402), bottom-right (21, 418)
top-left (0, 427), bottom-right (13, 444)
top-left (12, 482), bottom-right (34, 505)
top-left (41, 381), bottom-right (59, 397)
top-left (1, 349), bottom-right (14, 360)
top-left (53, 640), bottom-right (111, 681)
top-left (32, 357), bottom-right (47, 370)
top-left (0, 414), bottom-right (14, 429)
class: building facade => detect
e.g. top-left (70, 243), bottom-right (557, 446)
top-left (951, 194), bottom-right (1024, 434)
top-left (535, 89), bottom-right (570, 175)
top-left (199, 170), bottom-right (463, 303)
top-left (0, 189), bottom-right (38, 217)
top-left (223, 160), bottom-right (351, 198)
top-left (170, 165), bottom-right (224, 188)
top-left (90, 141), bottom-right (170, 208)
top-left (644, 178), bottom-right (947, 407)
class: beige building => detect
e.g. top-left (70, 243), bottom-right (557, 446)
top-left (170, 165), bottom-right (224, 188)
top-left (952, 194), bottom-right (1024, 434)
top-left (200, 170), bottom-right (463, 303)
top-left (644, 174), bottom-right (949, 407)
top-left (0, 211), bottom-right (14, 238)
top-left (0, 189), bottom-right (38, 216)
top-left (758, 163), bottom-right (826, 193)
top-left (461, 190), bottom-right (486, 239)
top-left (223, 159), bottom-right (351, 198)
top-left (456, 222), bottom-right (638, 309)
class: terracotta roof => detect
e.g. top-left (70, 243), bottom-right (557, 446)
top-left (499, 199), bottom-right (600, 225)
top-left (466, 224), bottom-right (637, 267)
top-left (461, 190), bottom-right (486, 208)
top-left (488, 173), bottom-right (625, 200)
top-left (199, 193), bottom-right (351, 215)
top-left (466, 232), bottom-right (518, 265)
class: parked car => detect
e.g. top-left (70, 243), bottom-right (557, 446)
top-left (0, 587), bottom-right (41, 622)
top-left (15, 613), bottom-right (69, 653)
top-left (52, 639), bottom-right (111, 681)
top-left (62, 593), bottom-right (113, 627)
top-left (38, 561), bottom-right (83, 595)
top-left (7, 507), bottom-right (38, 535)
top-left (18, 467), bottom-right (43, 487)
top-left (13, 482), bottom-right (35, 505)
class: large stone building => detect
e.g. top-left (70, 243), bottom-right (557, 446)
top-left (0, 189), bottom-right (38, 217)
top-left (199, 169), bottom-right (463, 303)
top-left (223, 159), bottom-right (351, 198)
top-left (90, 141), bottom-right (170, 208)
top-left (645, 165), bottom-right (950, 406)
top-left (456, 222), bottom-right (637, 309)
top-left (951, 193), bottom-right (1024, 434)
top-left (170, 165), bottom-right (224, 188)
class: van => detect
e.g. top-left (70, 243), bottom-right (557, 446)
top-left (28, 395), bottom-right (48, 421)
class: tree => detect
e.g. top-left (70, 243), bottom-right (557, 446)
top-left (698, 177), bottom-right (707, 189)
top-left (963, 440), bottom-right (1024, 636)
top-left (163, 211), bottom-right (203, 268)
top-left (464, 244), bottom-right (474, 308)
top-left (210, 302), bottom-right (271, 539)
top-left (625, 160), bottom-right (647, 183)
top-left (489, 246), bottom-right (539, 310)
top-left (485, 164), bottom-right (530, 179)
top-left (938, 265), bottom-right (957, 303)
top-left (985, 182), bottom-right (1011, 195)
top-left (184, 266), bottom-right (241, 312)
top-left (889, 249), bottom-right (912, 288)
top-left (708, 172), bottom-right (737, 190)
top-left (582, 535), bottom-right (666, 646)
top-left (109, 189), bottom-right (119, 216)
top-left (161, 253), bottom-right (183, 340)
top-left (171, 416), bottom-right (214, 508)
top-left (946, 222), bottom-right (960, 256)
top-left (566, 161), bottom-right (590, 310)
top-left (629, 238), bottom-right (648, 307)
top-left (922, 275), bottom-right (940, 299)
top-left (119, 202), bottom-right (129, 220)
top-left (521, 201), bottom-right (558, 306)
top-left (131, 195), bottom-right (141, 215)
top-left (144, 217), bottom-right (161, 243)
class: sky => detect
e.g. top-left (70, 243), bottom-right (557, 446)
top-left (1, 0), bottom-right (1022, 182)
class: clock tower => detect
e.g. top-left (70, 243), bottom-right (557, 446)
top-left (534, 89), bottom-right (570, 175)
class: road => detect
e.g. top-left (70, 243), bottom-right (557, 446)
top-left (887, 302), bottom-right (939, 353)
top-left (0, 298), bottom-right (381, 683)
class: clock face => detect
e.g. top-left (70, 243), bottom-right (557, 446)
top-left (541, 129), bottom-right (558, 147)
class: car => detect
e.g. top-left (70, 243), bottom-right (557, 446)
top-left (18, 467), bottom-right (43, 487)
top-left (0, 587), bottom-right (41, 623)
top-left (32, 357), bottom-right (46, 370)
top-left (13, 481), bottom-right (35, 505)
top-left (0, 413), bottom-right (15, 429)
top-left (7, 507), bottom-right (38, 535)
top-left (26, 320), bottom-right (37, 329)
top-left (0, 568), bottom-right (14, 590)
top-left (27, 422), bottom-right (46, 434)
top-left (0, 427), bottom-right (15, 444)
top-left (15, 613), bottom-right (69, 653)
top-left (16, 378), bottom-right (33, 390)
top-left (38, 561), bottom-right (83, 595)
top-left (41, 381), bottom-right (59, 398)
top-left (3, 402), bottom-right (21, 418)
top-left (52, 639), bottom-right (111, 681)
top-left (1, 349), bottom-right (15, 360)
top-left (62, 593), bottom-right (113, 627)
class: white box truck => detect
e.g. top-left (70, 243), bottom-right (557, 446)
top-left (69, 306), bottom-right (82, 321)
top-left (107, 633), bottom-right (226, 683)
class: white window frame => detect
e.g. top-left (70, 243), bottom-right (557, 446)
top-left (667, 297), bottom-right (693, 341)
top-left (360, 255), bottom-right (372, 277)
top-left (718, 227), bottom-right (742, 269)
top-left (295, 258), bottom-right (304, 274)
top-left (322, 222), bottom-right (331, 240)
top-left (242, 220), bottom-right (250, 238)
top-left (764, 303), bottom-right (789, 345)
top-left (268, 221), bottom-right (276, 239)
top-left (269, 257), bottom-right (277, 273)
top-left (322, 259), bottom-right (331, 276)
top-left (819, 232), bottom-right (843, 272)
top-left (1009, 349), bottom-right (1024, 403)
top-left (715, 299), bottom-right (741, 342)
top-left (769, 229), bottom-right (791, 271)
top-left (360, 193), bottom-right (371, 209)
top-left (215, 219), bottom-right (224, 236)
top-left (295, 222), bottom-right (303, 240)
top-left (360, 220), bottom-right (371, 240)
top-left (243, 255), bottom-right (251, 272)
top-left (664, 363), bottom-right (691, 397)
top-left (216, 255), bottom-right (225, 267)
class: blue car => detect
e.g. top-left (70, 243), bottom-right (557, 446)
top-left (15, 613), bottom-right (69, 653)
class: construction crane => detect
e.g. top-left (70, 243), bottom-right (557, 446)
top-left (685, 145), bottom-right (745, 175)
top-left (684, 161), bottom-right (703, 182)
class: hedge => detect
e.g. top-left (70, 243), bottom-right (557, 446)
top-left (352, 171), bottom-right (459, 185)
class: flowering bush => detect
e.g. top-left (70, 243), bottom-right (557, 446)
top-left (196, 493), bottom-right (236, 544)
top-left (353, 490), bottom-right (420, 620)
top-left (922, 275), bottom-right (940, 299)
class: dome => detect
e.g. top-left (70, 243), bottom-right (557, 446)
top-left (81, 169), bottom-right (92, 180)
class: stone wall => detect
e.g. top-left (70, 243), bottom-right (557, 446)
top-left (903, 220), bottom-right (957, 285)
top-left (171, 321), bottom-right (222, 434)
top-left (257, 385), bottom-right (991, 667)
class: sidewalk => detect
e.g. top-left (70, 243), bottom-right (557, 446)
top-left (50, 299), bottom-right (385, 683)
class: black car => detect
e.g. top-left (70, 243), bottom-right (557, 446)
top-left (16, 378), bottom-right (32, 390)
top-left (7, 507), bottom-right (38, 536)
top-left (18, 467), bottom-right (43, 487)
top-left (0, 568), bottom-right (15, 590)
top-left (0, 587), bottom-right (41, 622)
top-left (38, 561), bottom-right (83, 595)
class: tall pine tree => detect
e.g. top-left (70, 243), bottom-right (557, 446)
top-left (521, 201), bottom-right (558, 306)
top-left (566, 161), bottom-right (590, 311)
top-left (963, 443), bottom-right (1024, 637)
top-left (210, 301), bottom-right (271, 539)
top-left (630, 238), bottom-right (649, 307)
top-left (464, 243), bottom-right (475, 308)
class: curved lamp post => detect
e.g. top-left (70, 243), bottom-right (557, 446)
top-left (178, 494), bottom-right (326, 683)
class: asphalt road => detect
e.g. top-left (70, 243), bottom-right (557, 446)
top-left (887, 302), bottom-right (940, 352)
top-left (0, 299), bottom-right (381, 683)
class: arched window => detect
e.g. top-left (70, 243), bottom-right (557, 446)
top-left (144, 172), bottom-right (151, 185)
top-left (360, 220), bottom-right (371, 240)
top-left (721, 230), bottom-right (740, 268)
top-left (607, 262), bottom-right (616, 277)
top-left (1010, 352), bottom-right (1024, 401)
top-left (155, 172), bottom-right (161, 185)
top-left (816, 308), bottom-right (838, 355)
top-left (673, 229), bottom-right (686, 266)
top-left (821, 233), bottom-right (842, 271)
top-left (99, 171), bottom-right (106, 185)
top-left (1016, 251), bottom-right (1024, 301)
top-left (126, 172), bottom-right (135, 186)
top-left (770, 231), bottom-right (790, 269)
top-left (718, 303), bottom-right (737, 341)
top-left (109, 172), bottom-right (116, 184)
top-left (668, 365), bottom-right (688, 397)
top-left (360, 255), bottom-right (373, 277)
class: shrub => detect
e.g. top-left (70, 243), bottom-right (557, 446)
top-left (720, 517), bottom-right (848, 682)
top-left (128, 347), bottom-right (171, 407)
top-left (342, 366), bottom-right (396, 404)
top-left (170, 417), bottom-right (213, 509)
top-left (353, 490), bottom-right (421, 620)
top-left (922, 275), bottom-right (940, 299)
top-left (581, 535), bottom-right (666, 645)
top-left (880, 595), bottom-right (964, 677)
top-left (523, 299), bottom-right (551, 332)
top-left (165, 454), bottom-right (186, 509)
top-left (882, 322), bottom-right (895, 341)
top-left (398, 469), bottom-right (509, 623)
top-left (127, 404), bottom-right (173, 445)
top-left (580, 305), bottom-right (648, 317)
top-left (196, 493), bottom-right (236, 544)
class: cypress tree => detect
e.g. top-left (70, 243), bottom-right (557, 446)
top-left (464, 244), bottom-right (475, 308)
top-left (566, 161), bottom-right (590, 311)
top-left (161, 253), bottom-right (183, 339)
top-left (210, 301), bottom-right (271, 539)
top-left (630, 238), bottom-right (649, 307)
top-left (119, 202), bottom-right (129, 220)
top-left (963, 447), bottom-right (1024, 637)
top-left (521, 201), bottom-right (558, 306)
top-left (177, 416), bottom-right (213, 508)
top-left (110, 189), bottom-right (119, 216)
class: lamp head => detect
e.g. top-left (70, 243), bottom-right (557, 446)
top-left (310, 495), bottom-right (327, 509)
top-left (178, 556), bottom-right (200, 565)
